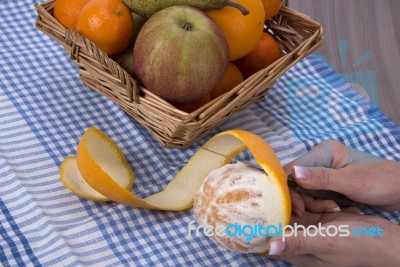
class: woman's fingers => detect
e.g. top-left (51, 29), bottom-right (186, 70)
top-left (289, 188), bottom-right (305, 217)
top-left (301, 194), bottom-right (341, 213)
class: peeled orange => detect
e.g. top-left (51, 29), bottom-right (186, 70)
top-left (194, 163), bottom-right (287, 253)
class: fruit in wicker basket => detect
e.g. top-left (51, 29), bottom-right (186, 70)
top-left (112, 13), bottom-right (147, 75)
top-left (234, 31), bottom-right (282, 79)
top-left (172, 94), bottom-right (212, 113)
top-left (205, 0), bottom-right (265, 60)
top-left (133, 6), bottom-right (229, 103)
top-left (53, 0), bottom-right (91, 29)
top-left (75, 0), bottom-right (134, 56)
top-left (122, 0), bottom-right (249, 18)
top-left (209, 62), bottom-right (243, 99)
top-left (261, 0), bottom-right (281, 20)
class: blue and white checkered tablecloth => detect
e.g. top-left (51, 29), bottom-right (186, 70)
top-left (1, 0), bottom-right (400, 266)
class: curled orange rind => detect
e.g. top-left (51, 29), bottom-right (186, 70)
top-left (59, 127), bottom-right (290, 218)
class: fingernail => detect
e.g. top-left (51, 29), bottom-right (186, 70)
top-left (269, 240), bottom-right (286, 255)
top-left (293, 166), bottom-right (310, 180)
top-left (325, 207), bottom-right (341, 213)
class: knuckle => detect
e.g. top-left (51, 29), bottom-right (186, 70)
top-left (318, 140), bottom-right (344, 154)
top-left (290, 236), bottom-right (308, 255)
top-left (316, 168), bottom-right (332, 187)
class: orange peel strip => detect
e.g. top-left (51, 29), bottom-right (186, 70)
top-left (60, 156), bottom-right (108, 201)
top-left (64, 127), bottom-right (290, 218)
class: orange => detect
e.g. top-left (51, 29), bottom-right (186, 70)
top-left (262, 0), bottom-right (281, 20)
top-left (234, 31), bottom-right (282, 79)
top-left (75, 0), bottom-right (134, 56)
top-left (193, 130), bottom-right (291, 253)
top-left (172, 95), bottom-right (212, 113)
top-left (205, 0), bottom-right (265, 61)
top-left (53, 0), bottom-right (92, 29)
top-left (209, 63), bottom-right (243, 99)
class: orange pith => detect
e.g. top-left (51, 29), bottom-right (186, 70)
top-left (61, 128), bottom-right (291, 253)
top-left (215, 130), bottom-right (291, 225)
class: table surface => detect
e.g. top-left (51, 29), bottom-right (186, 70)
top-left (1, 1), bottom-right (400, 266)
top-left (290, 0), bottom-right (400, 125)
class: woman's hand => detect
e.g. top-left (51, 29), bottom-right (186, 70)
top-left (265, 211), bottom-right (400, 267)
top-left (287, 140), bottom-right (400, 213)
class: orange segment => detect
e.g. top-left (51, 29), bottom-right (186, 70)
top-left (193, 163), bottom-right (285, 253)
top-left (192, 130), bottom-right (290, 253)
top-left (216, 130), bottom-right (291, 219)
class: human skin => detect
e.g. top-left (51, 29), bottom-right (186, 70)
top-left (266, 210), bottom-right (400, 267)
top-left (287, 140), bottom-right (400, 214)
top-left (263, 140), bottom-right (400, 266)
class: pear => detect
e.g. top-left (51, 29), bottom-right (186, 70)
top-left (122, 0), bottom-right (249, 17)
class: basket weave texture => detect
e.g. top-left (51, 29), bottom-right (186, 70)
top-left (34, 0), bottom-right (323, 149)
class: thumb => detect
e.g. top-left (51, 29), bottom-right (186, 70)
top-left (267, 233), bottom-right (321, 256)
top-left (293, 165), bottom-right (354, 196)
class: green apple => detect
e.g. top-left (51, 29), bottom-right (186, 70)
top-left (133, 6), bottom-right (229, 103)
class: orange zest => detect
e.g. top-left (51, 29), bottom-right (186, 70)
top-left (53, 0), bottom-right (92, 29)
top-left (205, 0), bottom-right (265, 60)
top-left (75, 0), bottom-right (134, 56)
top-left (60, 128), bottom-right (290, 220)
top-left (234, 31), bottom-right (282, 79)
top-left (261, 0), bottom-right (281, 20)
top-left (209, 62), bottom-right (243, 99)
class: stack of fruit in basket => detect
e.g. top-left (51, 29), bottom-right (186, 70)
top-left (54, 0), bottom-right (283, 113)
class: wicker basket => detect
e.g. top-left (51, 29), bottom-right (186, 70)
top-left (34, 0), bottom-right (323, 149)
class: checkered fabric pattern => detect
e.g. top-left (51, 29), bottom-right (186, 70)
top-left (1, 0), bottom-right (400, 266)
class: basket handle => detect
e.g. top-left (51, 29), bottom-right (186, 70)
top-left (64, 30), bottom-right (140, 103)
